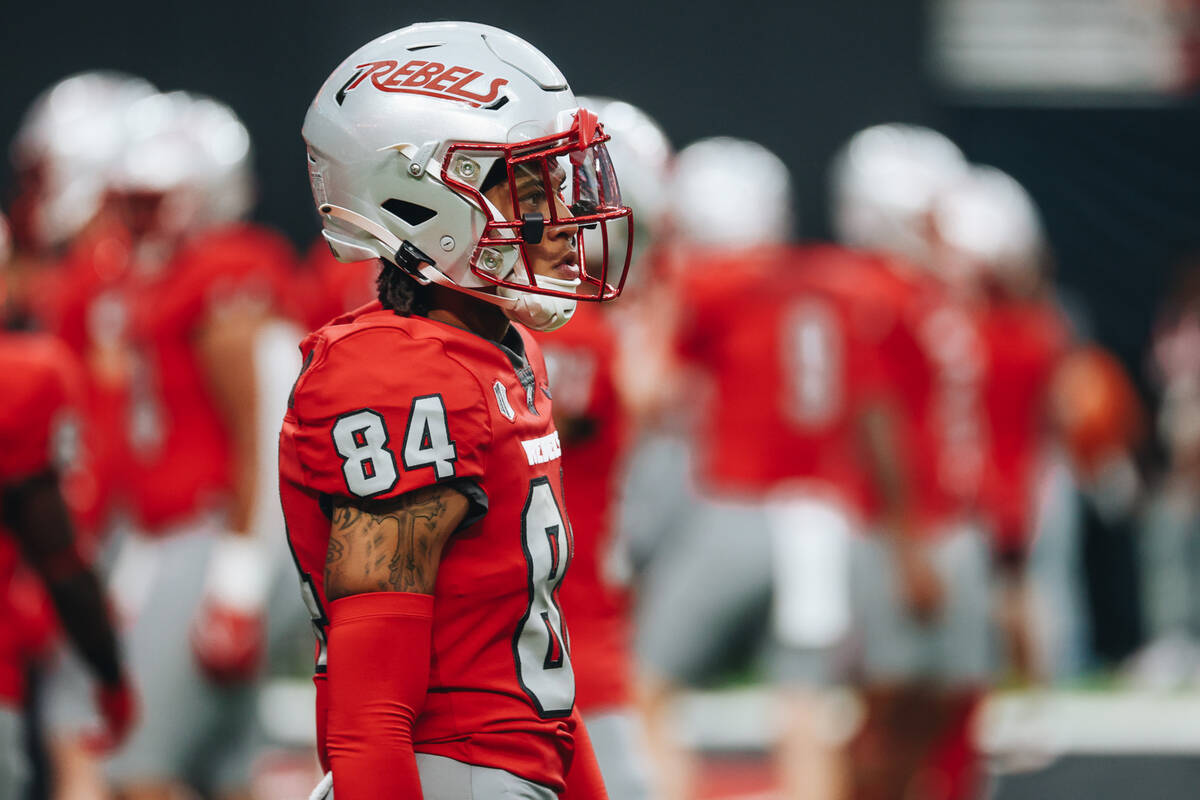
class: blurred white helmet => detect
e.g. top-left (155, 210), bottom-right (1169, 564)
top-left (932, 165), bottom-right (1044, 288)
top-left (830, 123), bottom-right (968, 263)
top-left (11, 71), bottom-right (157, 250)
top-left (302, 22), bottom-right (633, 332)
top-left (107, 91), bottom-right (255, 233)
top-left (184, 96), bottom-right (255, 226)
top-left (574, 96), bottom-right (671, 272)
top-left (107, 91), bottom-right (216, 241)
top-left (668, 137), bottom-right (792, 249)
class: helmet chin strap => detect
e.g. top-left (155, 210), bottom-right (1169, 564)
top-left (319, 202), bottom-right (579, 331)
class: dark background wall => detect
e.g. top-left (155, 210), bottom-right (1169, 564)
top-left (2, 0), bottom-right (1198, 383)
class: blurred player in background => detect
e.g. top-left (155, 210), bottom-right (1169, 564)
top-left (8, 71), bottom-right (157, 800)
top-left (0, 212), bottom-right (135, 798)
top-left (635, 136), bottom-right (870, 800)
top-left (1135, 256), bottom-right (1200, 685)
top-left (929, 165), bottom-right (1073, 684)
top-left (283, 21), bottom-right (633, 799)
top-left (12, 83), bottom-right (304, 799)
top-left (831, 124), bottom-right (992, 800)
top-left (99, 90), bottom-right (301, 800)
top-left (531, 94), bottom-right (671, 800)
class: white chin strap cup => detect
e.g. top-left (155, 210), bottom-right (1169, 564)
top-left (319, 203), bottom-right (580, 331)
top-left (499, 274), bottom-right (579, 332)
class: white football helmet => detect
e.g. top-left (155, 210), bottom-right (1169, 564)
top-left (931, 164), bottom-right (1044, 290)
top-left (667, 137), bottom-right (793, 249)
top-left (302, 22), bottom-right (633, 331)
top-left (184, 96), bottom-right (255, 227)
top-left (574, 96), bottom-right (671, 272)
top-left (11, 71), bottom-right (157, 251)
top-left (830, 123), bottom-right (968, 264)
top-left (108, 91), bottom-right (255, 235)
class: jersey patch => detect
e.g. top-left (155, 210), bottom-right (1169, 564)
top-left (493, 380), bottom-right (516, 422)
top-left (520, 432), bottom-right (561, 466)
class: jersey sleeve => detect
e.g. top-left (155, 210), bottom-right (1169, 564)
top-left (288, 328), bottom-right (491, 503)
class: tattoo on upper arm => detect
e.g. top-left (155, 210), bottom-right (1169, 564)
top-left (325, 486), bottom-right (462, 599)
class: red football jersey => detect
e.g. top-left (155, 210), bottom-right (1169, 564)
top-left (674, 245), bottom-right (890, 510)
top-left (123, 224), bottom-right (297, 532)
top-left (859, 259), bottom-right (990, 531)
top-left (977, 298), bottom-right (1070, 556)
top-left (298, 240), bottom-right (381, 332)
top-left (34, 223), bottom-right (137, 537)
top-left (534, 304), bottom-right (632, 712)
top-left (280, 303), bottom-right (581, 791)
top-left (0, 333), bottom-right (86, 704)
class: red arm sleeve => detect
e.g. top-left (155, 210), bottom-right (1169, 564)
top-left (560, 709), bottom-right (610, 800)
top-left (325, 591), bottom-right (434, 799)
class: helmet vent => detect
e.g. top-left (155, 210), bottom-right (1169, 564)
top-left (382, 198), bottom-right (437, 227)
top-left (407, 42), bottom-right (443, 51)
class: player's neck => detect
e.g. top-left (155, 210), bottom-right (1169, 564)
top-left (426, 285), bottom-right (511, 343)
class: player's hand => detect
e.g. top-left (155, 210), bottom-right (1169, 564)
top-left (83, 677), bottom-right (137, 752)
top-left (190, 534), bottom-right (270, 684)
top-left (896, 542), bottom-right (944, 621)
top-left (191, 601), bottom-right (265, 683)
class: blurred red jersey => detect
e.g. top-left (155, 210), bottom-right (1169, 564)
top-left (976, 298), bottom-right (1069, 558)
top-left (674, 245), bottom-right (890, 510)
top-left (298, 240), bottom-right (380, 332)
top-left (0, 333), bottom-right (86, 703)
top-left (534, 304), bottom-right (631, 712)
top-left (124, 224), bottom-right (297, 532)
top-left (280, 304), bottom-right (582, 792)
top-left (857, 258), bottom-right (990, 531)
top-left (34, 224), bottom-right (137, 536)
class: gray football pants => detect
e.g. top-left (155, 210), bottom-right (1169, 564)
top-left (313, 754), bottom-right (560, 799)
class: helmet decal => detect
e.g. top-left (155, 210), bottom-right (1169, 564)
top-left (339, 59), bottom-right (509, 107)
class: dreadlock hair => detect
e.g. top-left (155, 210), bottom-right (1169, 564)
top-left (377, 254), bottom-right (433, 316)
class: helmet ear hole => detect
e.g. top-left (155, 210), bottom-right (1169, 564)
top-left (382, 198), bottom-right (437, 227)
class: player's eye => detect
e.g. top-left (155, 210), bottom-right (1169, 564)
top-left (520, 188), bottom-right (547, 208)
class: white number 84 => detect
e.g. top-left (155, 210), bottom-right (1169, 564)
top-left (332, 396), bottom-right (457, 497)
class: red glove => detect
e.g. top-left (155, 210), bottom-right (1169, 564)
top-left (190, 534), bottom-right (269, 684)
top-left (83, 679), bottom-right (137, 752)
top-left (191, 602), bottom-right (265, 683)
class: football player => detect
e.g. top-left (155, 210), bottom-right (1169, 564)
top-left (281, 22), bottom-right (632, 799)
top-left (633, 136), bottom-right (874, 800)
top-left (1135, 258), bottom-right (1200, 685)
top-left (930, 164), bottom-right (1073, 684)
top-left (0, 213), bottom-right (134, 798)
top-left (96, 91), bottom-right (302, 800)
top-left (8, 72), bottom-right (155, 800)
top-left (831, 124), bottom-right (993, 800)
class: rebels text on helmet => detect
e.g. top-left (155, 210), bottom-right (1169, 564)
top-left (344, 60), bottom-right (509, 107)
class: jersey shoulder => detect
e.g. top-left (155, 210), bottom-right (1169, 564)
top-left (295, 306), bottom-right (496, 411)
